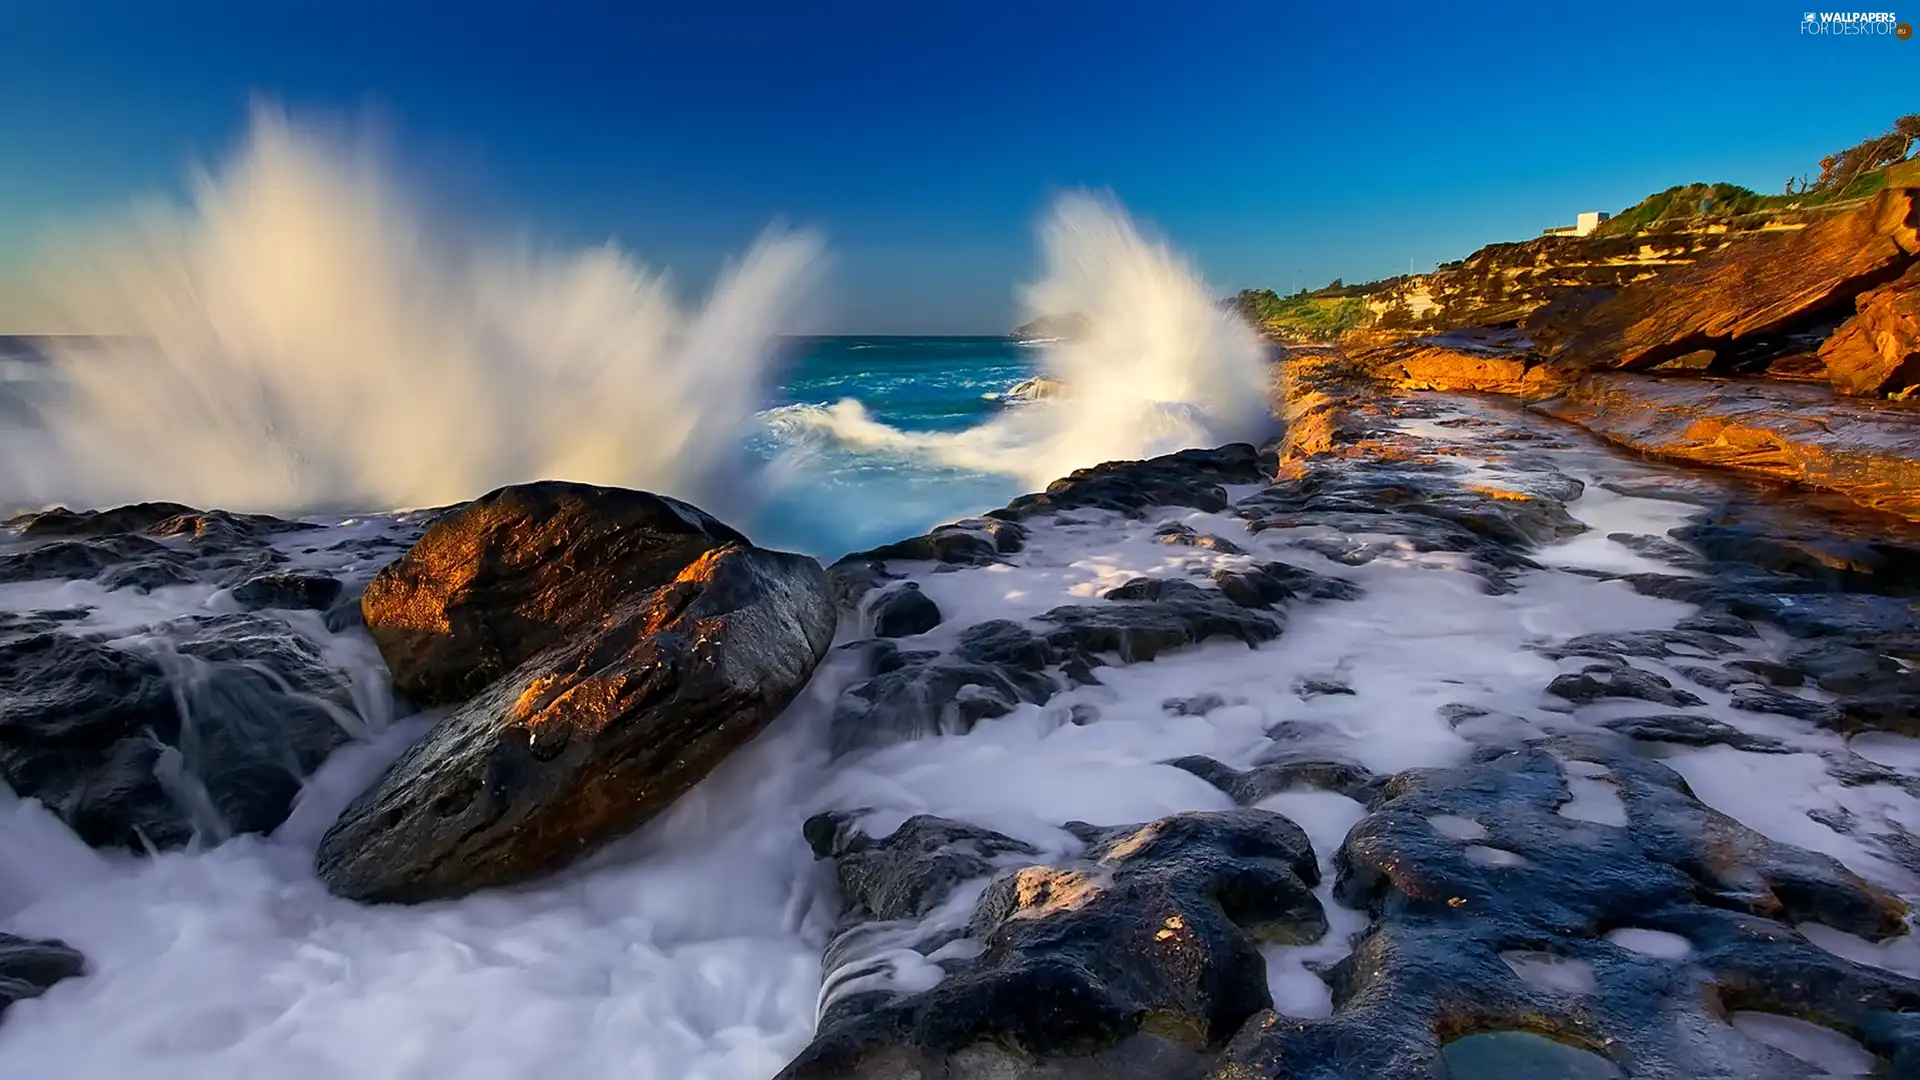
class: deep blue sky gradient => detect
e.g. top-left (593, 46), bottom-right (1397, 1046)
top-left (0, 1), bottom-right (1911, 332)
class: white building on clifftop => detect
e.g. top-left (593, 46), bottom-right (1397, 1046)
top-left (1543, 210), bottom-right (1611, 238)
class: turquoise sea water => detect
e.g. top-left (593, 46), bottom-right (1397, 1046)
top-left (747, 335), bottom-right (1041, 558)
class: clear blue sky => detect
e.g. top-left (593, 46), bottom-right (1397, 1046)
top-left (0, 1), bottom-right (1911, 333)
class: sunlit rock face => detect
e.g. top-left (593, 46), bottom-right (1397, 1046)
top-left (318, 481), bottom-right (837, 903)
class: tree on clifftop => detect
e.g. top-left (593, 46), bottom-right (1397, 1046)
top-left (1816, 114), bottom-right (1919, 196)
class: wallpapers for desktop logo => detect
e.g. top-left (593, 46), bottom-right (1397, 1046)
top-left (1800, 10), bottom-right (1909, 36)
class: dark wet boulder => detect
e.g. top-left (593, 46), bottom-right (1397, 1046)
top-left (1598, 713), bottom-right (1792, 753)
top-left (1038, 578), bottom-right (1281, 664)
top-left (359, 481), bottom-right (749, 706)
top-left (804, 812), bottom-right (1039, 923)
top-left (779, 809), bottom-right (1327, 1080)
top-left (231, 572), bottom-right (345, 612)
top-left (1544, 662), bottom-right (1706, 709)
top-left (8, 502), bottom-right (198, 539)
top-left (1154, 522), bottom-right (1247, 555)
top-left (867, 583), bottom-right (941, 638)
top-left (1166, 753), bottom-right (1378, 803)
top-left (996, 443), bottom-right (1268, 520)
top-left (94, 560), bottom-right (197, 593)
top-left (0, 614), bottom-right (356, 852)
top-left (828, 636), bottom-right (1058, 757)
top-left (317, 543), bottom-right (836, 903)
top-left (837, 518), bottom-right (1026, 570)
top-left (0, 535), bottom-right (182, 586)
top-left (1210, 560), bottom-right (1362, 606)
top-left (147, 509), bottom-right (317, 548)
top-left (1209, 737), bottom-right (1920, 1079)
top-left (0, 932), bottom-right (86, 1021)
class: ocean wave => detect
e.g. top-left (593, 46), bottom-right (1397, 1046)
top-left (0, 108), bottom-right (822, 518)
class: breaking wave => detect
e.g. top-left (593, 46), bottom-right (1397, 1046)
top-left (0, 108), bottom-right (823, 519)
top-left (764, 192), bottom-right (1275, 488)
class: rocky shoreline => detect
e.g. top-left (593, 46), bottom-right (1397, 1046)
top-left (10, 362), bottom-right (1920, 1073)
top-left (5, 169), bottom-right (1920, 1078)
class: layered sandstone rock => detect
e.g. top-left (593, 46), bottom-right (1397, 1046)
top-left (1542, 188), bottom-right (1919, 375)
top-left (1533, 375), bottom-right (1920, 520)
top-left (1820, 263), bottom-right (1920, 397)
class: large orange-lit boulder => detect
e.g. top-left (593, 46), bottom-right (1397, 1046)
top-left (321, 482), bottom-right (837, 902)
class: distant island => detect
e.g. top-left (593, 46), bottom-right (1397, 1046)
top-left (1009, 312), bottom-right (1090, 342)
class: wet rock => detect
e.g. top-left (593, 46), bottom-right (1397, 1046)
top-left (1236, 457), bottom-right (1582, 593)
top-left (953, 619), bottom-right (1055, 672)
top-left (0, 615), bottom-right (356, 852)
top-left (1293, 677), bottom-right (1354, 699)
top-left (0, 535), bottom-right (181, 585)
top-left (1673, 517), bottom-right (1920, 593)
top-left (1210, 738), bottom-right (1920, 1079)
top-left (867, 583), bottom-right (941, 638)
top-left (1675, 612), bottom-right (1760, 638)
top-left (1154, 521), bottom-right (1246, 555)
top-left (1598, 713), bottom-right (1792, 753)
top-left (1606, 531), bottom-right (1707, 570)
top-left (0, 932), bottom-right (86, 1021)
top-left (9, 502), bottom-right (198, 539)
top-left (94, 559), bottom-right (197, 593)
top-left (1729, 686), bottom-right (1841, 725)
top-left (149, 509), bottom-right (315, 548)
top-left (1544, 662), bottom-right (1707, 709)
top-left (1001, 375), bottom-right (1066, 403)
top-left (317, 543), bottom-right (836, 903)
top-left (1727, 658), bottom-right (1806, 687)
top-left (779, 809), bottom-right (1327, 1080)
top-left (1039, 578), bottom-right (1280, 664)
top-left (838, 517), bottom-right (1026, 571)
top-left (230, 572), bottom-right (345, 612)
top-left (359, 481), bottom-right (750, 706)
top-left (830, 635), bottom-right (1058, 757)
top-left (805, 813), bottom-right (1038, 923)
top-left (996, 443), bottom-right (1268, 520)
top-left (1167, 753), bottom-right (1378, 803)
top-left (1533, 375), bottom-right (1920, 521)
top-left (1819, 263), bottom-right (1920, 397)
top-left (1209, 560), bottom-right (1362, 606)
top-left (1536, 628), bottom-right (1737, 662)
top-left (1163, 693), bottom-right (1228, 717)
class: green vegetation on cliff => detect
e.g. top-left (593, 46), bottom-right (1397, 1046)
top-left (1228, 285), bottom-right (1387, 343)
top-left (1596, 114), bottom-right (1915, 238)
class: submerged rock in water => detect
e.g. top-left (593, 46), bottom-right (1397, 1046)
top-left (359, 481), bottom-right (749, 706)
top-left (0, 932), bottom-right (86, 1022)
top-left (866, 583), bottom-right (942, 638)
top-left (317, 538), bottom-right (836, 904)
top-left (780, 809), bottom-right (1326, 1080)
top-left (0, 614), bottom-right (356, 852)
top-left (230, 571), bottom-right (343, 612)
top-left (1000, 375), bottom-right (1066, 403)
top-left (1208, 736), bottom-right (1920, 1079)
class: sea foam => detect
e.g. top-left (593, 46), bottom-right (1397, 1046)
top-left (0, 108), bottom-right (822, 520)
